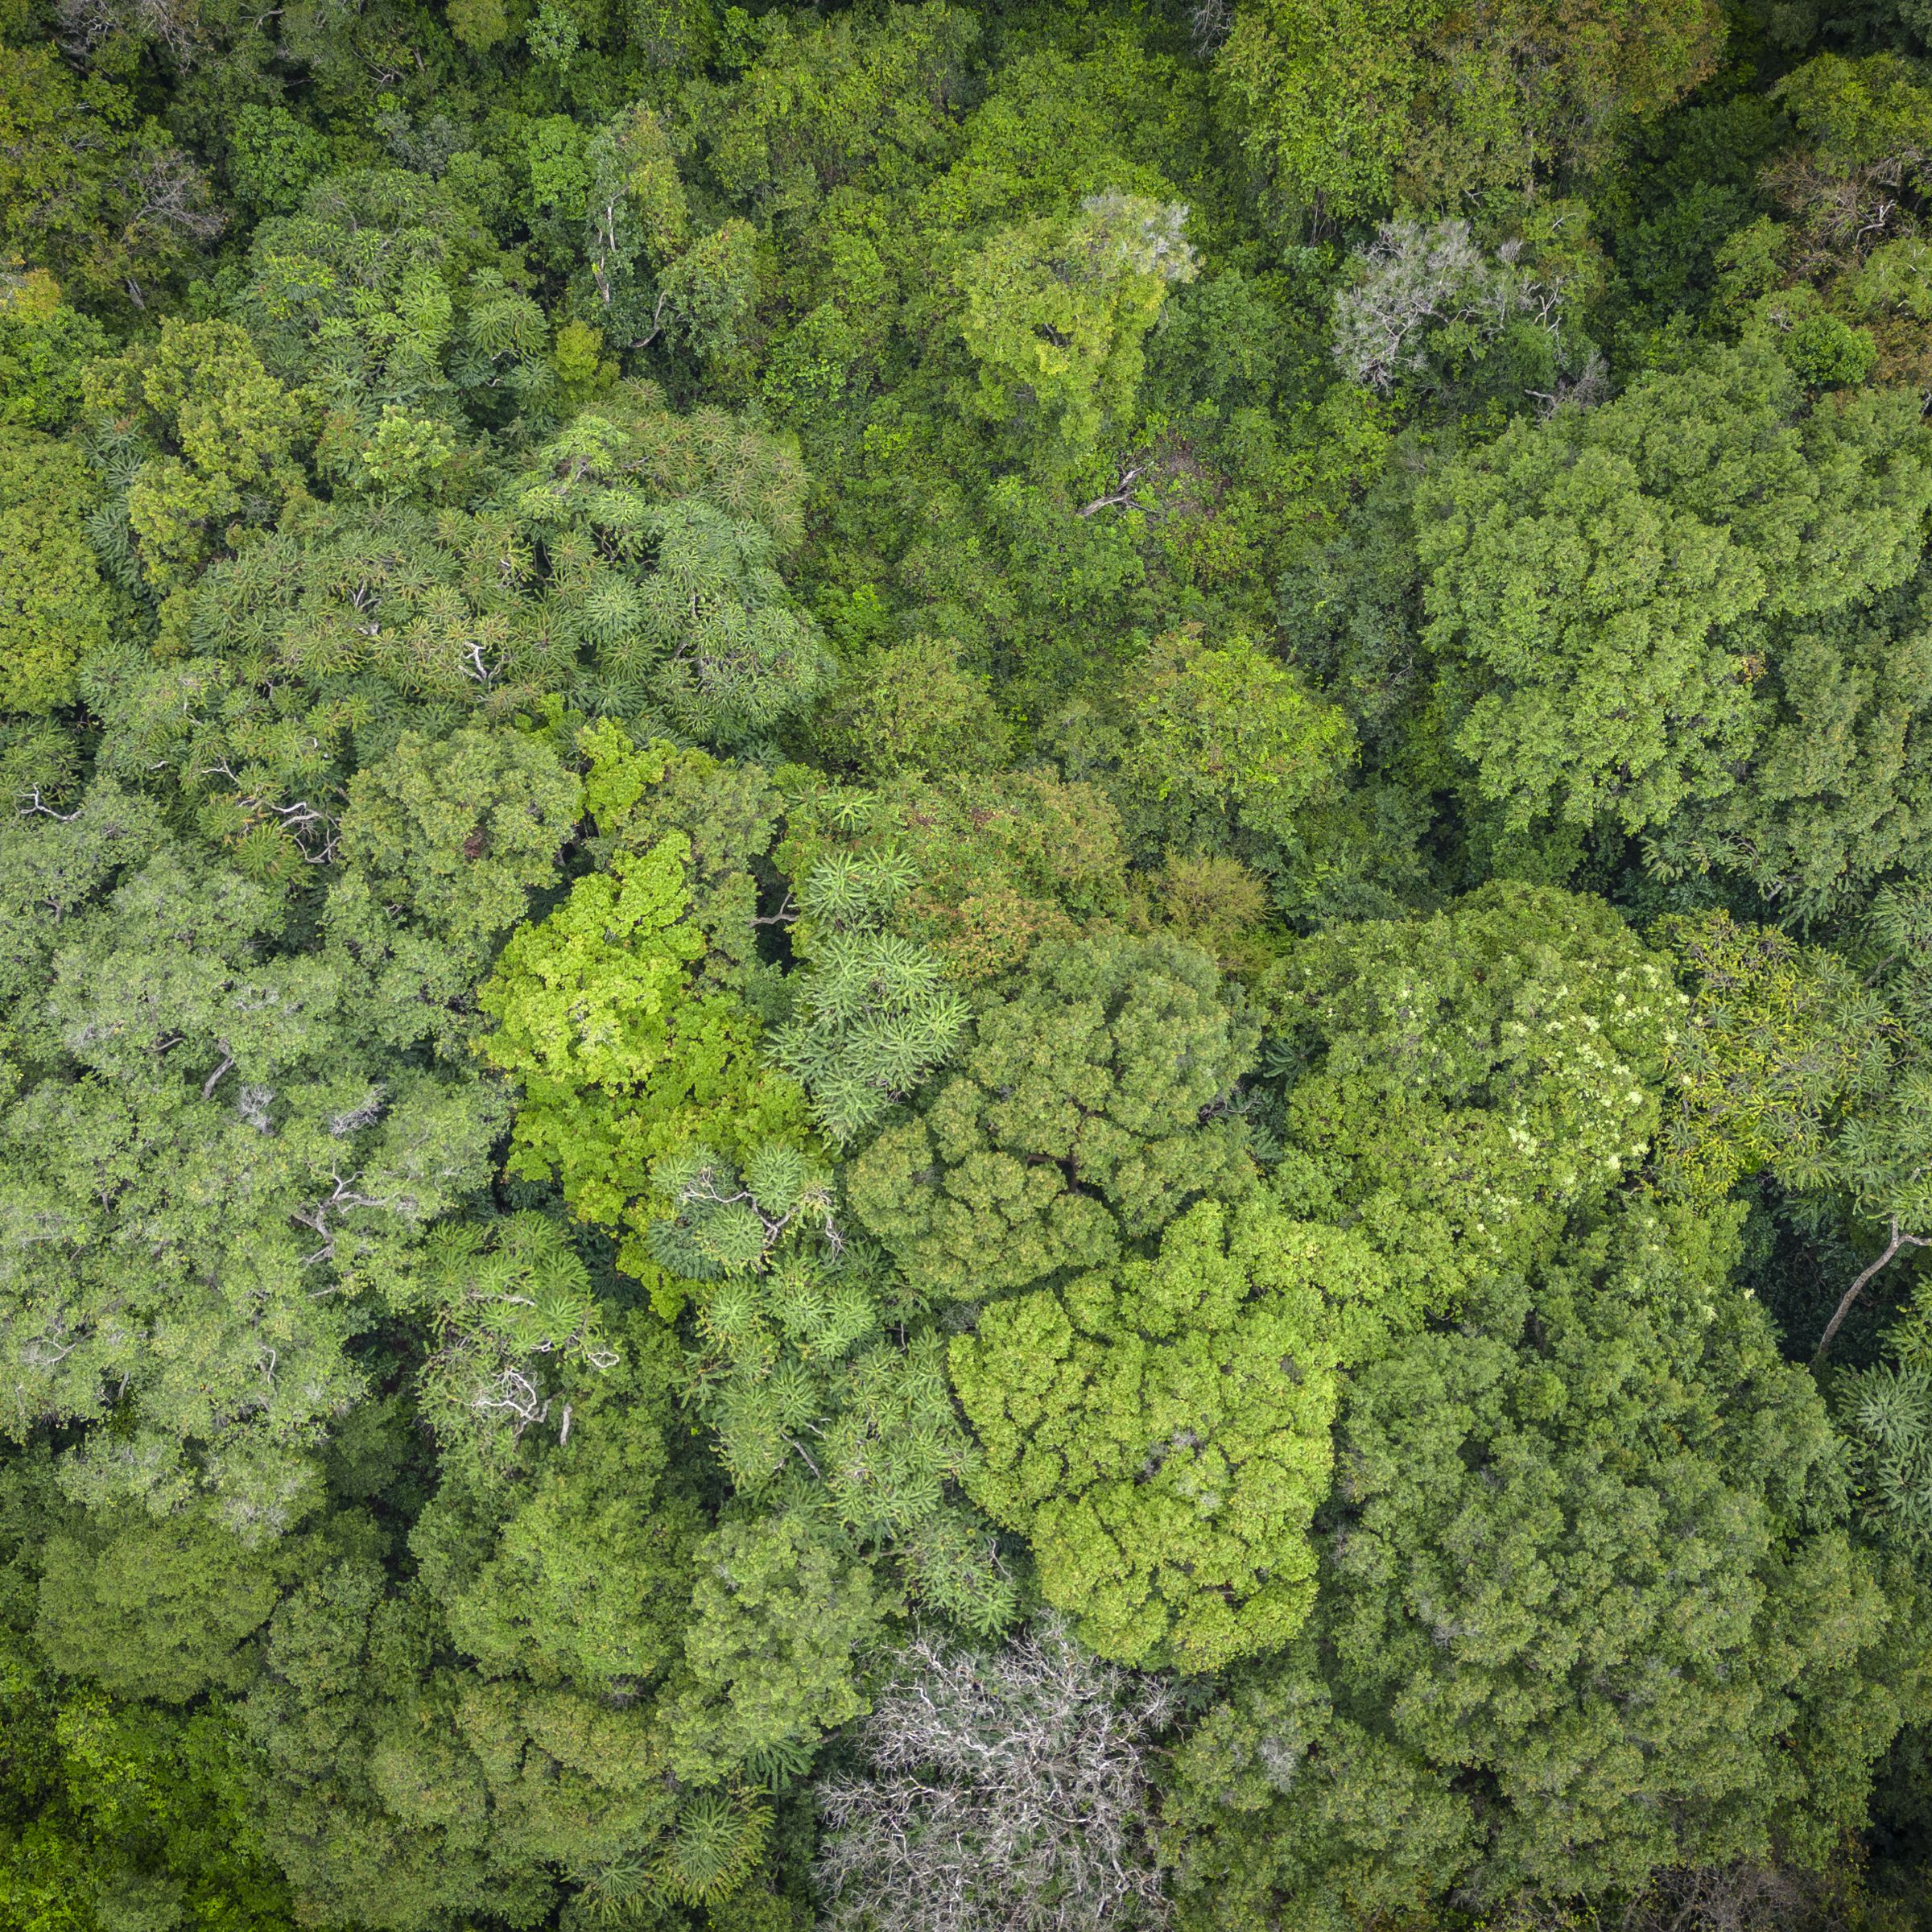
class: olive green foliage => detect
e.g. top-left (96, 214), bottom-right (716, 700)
top-left (103, 498), bottom-right (572, 869)
top-left (1653, 558), bottom-right (1932, 915)
top-left (35, 1508), bottom-right (284, 1704)
top-left (0, 1633), bottom-right (294, 1932)
top-left (506, 398), bottom-right (832, 746)
top-left (233, 170), bottom-right (552, 470)
top-left (811, 634), bottom-right (1012, 780)
top-left (848, 933), bottom-right (1259, 1300)
top-left (0, 47), bottom-right (222, 312)
top-left (952, 1195), bottom-right (1393, 1671)
top-left (1655, 908), bottom-right (1886, 1205)
top-left (0, 431), bottom-right (112, 716)
top-left (1837, 1274), bottom-right (1932, 1554)
top-left (412, 1301), bottom-right (700, 1692)
top-left (411, 1212), bottom-right (620, 1476)
top-left (1658, 889), bottom-right (1932, 1380)
top-left (777, 770), bottom-right (1133, 985)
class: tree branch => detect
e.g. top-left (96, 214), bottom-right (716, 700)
top-left (1814, 1216), bottom-right (1927, 1366)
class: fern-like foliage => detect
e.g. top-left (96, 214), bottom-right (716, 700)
top-left (662, 1142), bottom-right (1016, 1631)
top-left (772, 852), bottom-right (968, 1145)
top-left (1839, 1294), bottom-right (1932, 1551)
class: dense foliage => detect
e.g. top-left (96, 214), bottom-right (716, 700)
top-left (9, 2), bottom-right (1932, 1930)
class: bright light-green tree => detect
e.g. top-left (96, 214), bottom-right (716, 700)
top-left (951, 1194), bottom-right (1394, 1671)
top-left (477, 722), bottom-right (810, 1288)
top-left (956, 190), bottom-right (1197, 473)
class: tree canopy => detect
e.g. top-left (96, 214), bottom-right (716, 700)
top-left (9, 2), bottom-right (1932, 1927)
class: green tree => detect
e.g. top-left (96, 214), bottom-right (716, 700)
top-left (1261, 881), bottom-right (1684, 1275)
top-left (951, 1194), bottom-right (1393, 1671)
top-left (507, 402), bottom-right (833, 749)
top-left (1161, 1198), bottom-right (1922, 1926)
top-left (809, 635), bottom-right (1012, 782)
top-left (848, 933), bottom-right (1259, 1301)
top-left (0, 1615), bottom-right (295, 1932)
top-left (660, 1142), bottom-right (1013, 1633)
top-left (1769, 52), bottom-right (1932, 279)
top-left (0, 47), bottom-right (223, 312)
top-left (411, 1294), bottom-right (704, 1694)
top-left (774, 769), bottom-right (1131, 986)
top-left (0, 431), bottom-right (111, 717)
top-left (33, 1507), bottom-right (283, 1704)
top-left (579, 102), bottom-right (760, 366)
top-left (770, 850), bottom-right (968, 1146)
top-left (0, 807), bottom-right (506, 1531)
top-left (333, 725), bottom-right (582, 967)
top-left (0, 270), bottom-right (109, 431)
top-left (409, 1212), bottom-right (623, 1481)
top-left (231, 168), bottom-right (551, 464)
top-left (1657, 889), bottom-right (1932, 1362)
top-left (93, 497), bottom-right (572, 880)
top-left (1649, 558), bottom-right (1932, 917)
top-left (663, 1505), bottom-right (894, 1785)
top-left (1117, 625), bottom-right (1355, 850)
top-left (1416, 337), bottom-right (1932, 835)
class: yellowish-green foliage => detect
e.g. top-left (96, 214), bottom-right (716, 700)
top-left (951, 1195), bottom-right (1393, 1672)
top-left (478, 725), bottom-right (809, 1291)
top-left (1123, 627), bottom-right (1355, 842)
top-left (0, 431), bottom-right (110, 713)
top-left (479, 828), bottom-right (806, 1282)
top-left (84, 318), bottom-right (308, 592)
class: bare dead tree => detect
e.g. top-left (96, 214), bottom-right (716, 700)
top-left (815, 1619), bottom-right (1174, 1932)
top-left (121, 146), bottom-right (227, 248)
top-left (1187, 0), bottom-right (1233, 55)
top-left (58, 0), bottom-right (204, 60)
